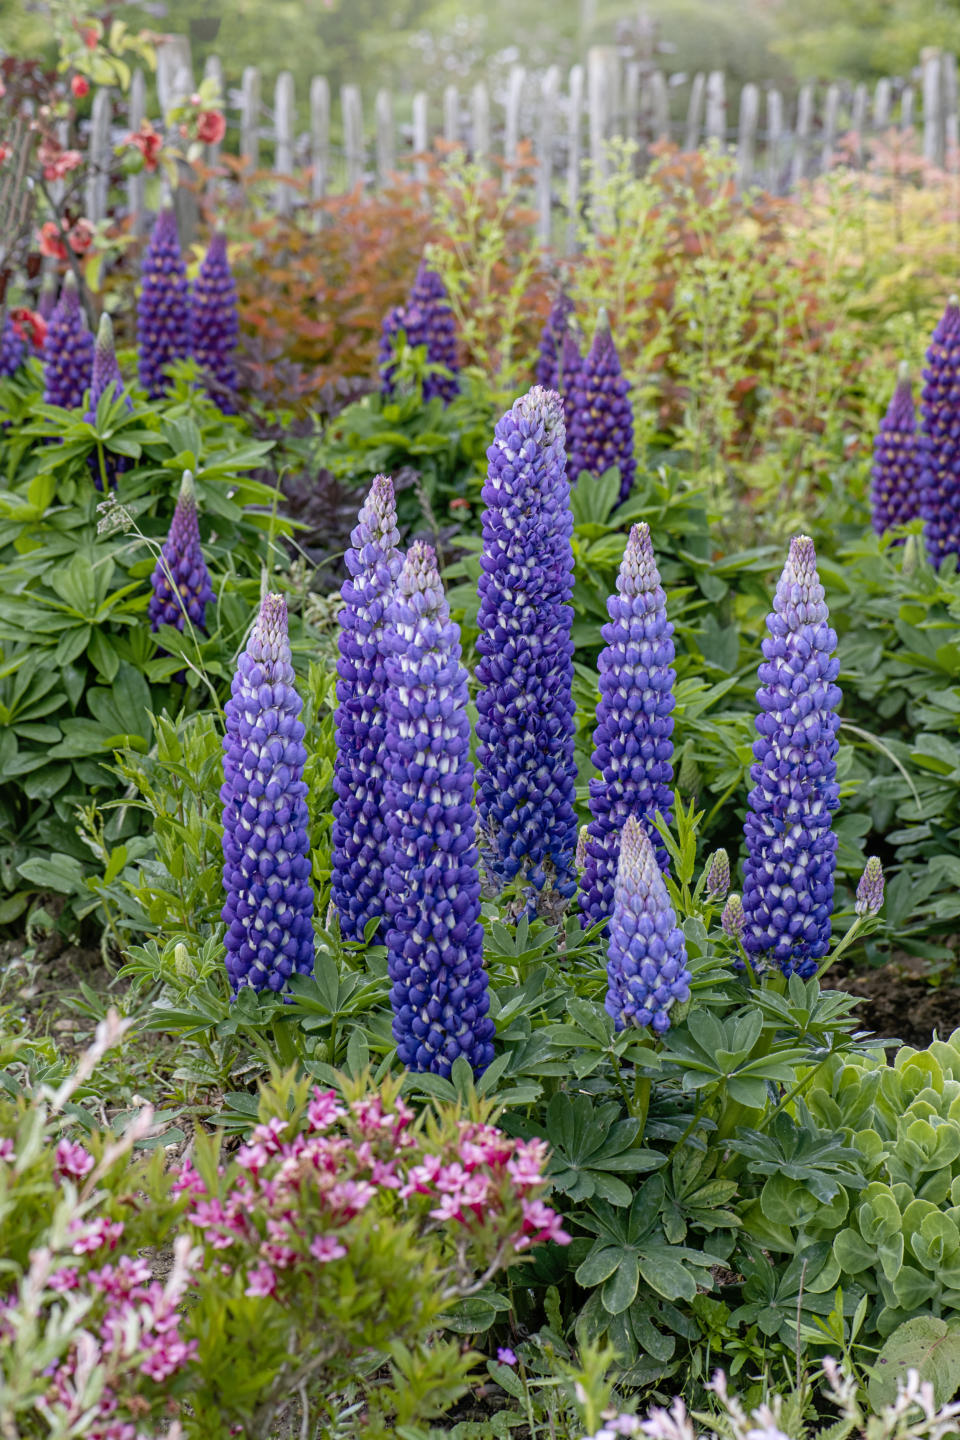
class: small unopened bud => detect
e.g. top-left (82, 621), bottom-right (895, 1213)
top-left (705, 848), bottom-right (730, 901)
top-left (576, 824), bottom-right (589, 871)
top-left (901, 531), bottom-right (922, 577)
top-left (855, 856), bottom-right (884, 916)
top-left (174, 943), bottom-right (195, 978)
top-left (721, 893), bottom-right (745, 940)
top-left (677, 741), bottom-right (700, 796)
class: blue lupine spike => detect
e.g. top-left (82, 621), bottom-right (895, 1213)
top-left (856, 856), bottom-right (884, 916)
top-left (148, 470), bottom-right (216, 634)
top-left (42, 272), bottom-right (94, 409)
top-left (378, 258), bottom-right (459, 405)
top-left (190, 228), bottom-right (239, 413)
top-left (0, 313), bottom-right (27, 378)
top-left (566, 309), bottom-right (635, 502)
top-left (137, 207), bottom-right (190, 400)
top-left (536, 287), bottom-right (575, 392)
top-left (85, 314), bottom-right (133, 489)
top-left (919, 294), bottom-right (960, 568)
top-left (871, 361), bottom-right (920, 538)
top-left (606, 814), bottom-right (691, 1034)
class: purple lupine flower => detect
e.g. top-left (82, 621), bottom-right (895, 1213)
top-left (560, 326), bottom-right (583, 445)
top-left (221, 593), bottom-right (314, 994)
top-left (705, 848), bottom-right (730, 901)
top-left (137, 207), bottom-right (190, 401)
top-left (871, 362), bottom-right (920, 538)
top-left (606, 814), bottom-right (690, 1034)
top-left (855, 856), bottom-right (884, 916)
top-left (383, 541), bottom-right (494, 1077)
top-left (148, 470), bottom-right (216, 634)
top-left (536, 287), bottom-right (575, 391)
top-left (378, 258), bottom-right (459, 405)
top-left (42, 272), bottom-right (94, 409)
top-left (742, 536), bottom-right (842, 979)
top-left (37, 271), bottom-right (58, 321)
top-left (919, 295), bottom-right (960, 568)
top-left (85, 314), bottom-right (133, 490)
top-left (580, 523), bottom-right (675, 933)
top-left (475, 387), bottom-right (578, 917)
top-left (721, 893), bottom-right (745, 939)
top-left (566, 309), bottom-right (635, 503)
top-left (331, 474), bottom-right (404, 943)
top-left (190, 229), bottom-right (239, 414)
top-left (0, 313), bottom-right (27, 378)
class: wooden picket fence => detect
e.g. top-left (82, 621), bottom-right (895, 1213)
top-left (84, 35), bottom-right (959, 244)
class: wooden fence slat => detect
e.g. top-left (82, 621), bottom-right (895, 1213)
top-left (310, 77), bottom-right (330, 200)
top-left (156, 35), bottom-right (193, 116)
top-left (203, 55), bottom-right (224, 168)
top-left (790, 82), bottom-right (814, 187)
top-left (587, 45), bottom-right (618, 184)
top-left (736, 81), bottom-right (759, 188)
top-left (820, 82), bottom-right (840, 168)
top-left (375, 88), bottom-right (394, 183)
top-left (342, 83), bottom-right (364, 190)
top-left (503, 63), bottom-right (526, 188)
top-left (766, 87), bottom-right (784, 192)
top-left (624, 61), bottom-right (641, 145)
top-left (902, 84), bottom-right (915, 130)
top-left (873, 77), bottom-right (892, 129)
top-left (685, 72), bottom-right (705, 149)
top-left (85, 89), bottom-right (112, 224)
top-left (851, 81), bottom-right (868, 162)
top-left (471, 80), bottom-right (490, 169)
top-left (944, 53), bottom-right (959, 169)
top-left (648, 69), bottom-right (669, 142)
top-left (412, 91), bottom-right (428, 181)
top-left (567, 62), bottom-right (584, 253)
top-left (537, 65), bottom-right (560, 245)
top-left (443, 84), bottom-right (460, 145)
top-left (705, 69), bottom-right (726, 143)
top-left (241, 65), bottom-right (261, 166)
top-left (923, 49), bottom-right (944, 165)
top-left (274, 72), bottom-right (296, 215)
top-left (126, 70), bottom-right (146, 232)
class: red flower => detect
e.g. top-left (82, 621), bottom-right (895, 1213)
top-left (69, 218), bottom-right (94, 254)
top-left (38, 221), bottom-right (67, 261)
top-left (126, 119), bottom-right (162, 172)
top-left (38, 140), bottom-right (84, 182)
top-left (10, 307), bottom-right (47, 350)
top-left (196, 110), bottom-right (226, 146)
top-left (71, 75), bottom-right (90, 99)
top-left (82, 26), bottom-right (98, 49)
top-left (0, 145), bottom-right (8, 166)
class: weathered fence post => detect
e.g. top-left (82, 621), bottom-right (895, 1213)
top-left (375, 89), bottom-right (394, 183)
top-left (503, 63), bottom-right (526, 188)
top-left (443, 84), bottom-right (460, 146)
top-left (736, 81), bottom-right (759, 188)
top-left (587, 45), bottom-right (618, 184)
top-left (943, 53), bottom-right (959, 163)
top-left (567, 62), bottom-right (584, 252)
top-left (202, 54), bottom-right (225, 167)
top-left (471, 80), bottom-right (490, 169)
top-left (274, 71), bottom-right (296, 214)
top-left (156, 36), bottom-right (197, 242)
top-left (342, 84), bottom-right (364, 190)
top-left (310, 77), bottom-right (330, 200)
top-left (685, 72), bottom-right (705, 149)
top-left (901, 84), bottom-right (915, 131)
top-left (624, 61), bottom-right (641, 144)
top-left (873, 77), bottom-right (892, 129)
top-left (766, 87), bottom-right (784, 192)
top-left (412, 91), bottom-right (429, 182)
top-left (647, 69), bottom-right (669, 143)
top-left (705, 69), bottom-right (726, 144)
top-left (850, 81), bottom-right (868, 163)
top-left (126, 68), bottom-right (146, 233)
top-left (923, 48), bottom-right (944, 166)
top-left (240, 65), bottom-right (261, 166)
top-left (820, 82), bottom-right (840, 169)
top-left (790, 82), bottom-right (814, 187)
top-left (537, 65), bottom-right (560, 245)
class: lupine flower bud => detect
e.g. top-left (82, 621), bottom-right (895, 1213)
top-left (42, 273), bottom-right (94, 409)
top-left (137, 207), bottom-right (190, 400)
top-left (566, 309), bottom-right (635, 502)
top-left (721, 892), bottom-right (745, 939)
top-left (331, 474), bottom-right (404, 943)
top-left (560, 326), bottom-right (583, 433)
top-left (576, 825), bottom-right (589, 872)
top-left (189, 228), bottom-right (239, 413)
top-left (855, 856), bottom-right (884, 916)
top-left (919, 295), bottom-right (960, 568)
top-left (378, 259), bottom-right (459, 405)
top-left (705, 848), bottom-right (730, 901)
top-left (221, 593), bottom-right (314, 993)
top-left (38, 271), bottom-right (58, 321)
top-left (742, 536), bottom-right (841, 979)
top-left (871, 362), bottom-right (920, 538)
top-left (476, 387), bottom-right (578, 916)
top-left (148, 470), bottom-right (216, 635)
top-left (0, 313), bottom-right (27, 378)
top-left (606, 815), bottom-right (691, 1034)
top-left (383, 542), bottom-right (494, 1077)
top-left (536, 287), bottom-right (575, 392)
top-left (85, 314), bottom-right (132, 489)
top-left (580, 524), bottom-right (675, 933)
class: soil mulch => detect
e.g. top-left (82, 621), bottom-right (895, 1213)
top-left (833, 955), bottom-right (960, 1051)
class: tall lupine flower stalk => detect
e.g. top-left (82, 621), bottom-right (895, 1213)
top-left (919, 294), bottom-right (960, 568)
top-left (566, 309), bottom-right (635, 502)
top-left (475, 387), bottom-right (578, 916)
top-left (871, 362), bottom-right (920, 538)
top-left (331, 475), bottom-right (403, 943)
top-left (42, 272), bottom-right (94, 409)
top-left (38, 271), bottom-right (58, 321)
top-left (137, 207), bottom-right (190, 400)
top-left (560, 326), bottom-right (583, 433)
top-left (85, 314), bottom-right (132, 490)
top-left (190, 229), bottom-right (239, 413)
top-left (383, 542), bottom-right (494, 1077)
top-left (580, 523), bottom-right (675, 932)
top-left (742, 536), bottom-right (842, 979)
top-left (148, 471), bottom-right (216, 635)
top-left (0, 313), bottom-right (27, 378)
top-left (536, 287), bottom-right (575, 391)
top-left (606, 815), bottom-right (691, 1034)
top-left (221, 594), bottom-right (314, 994)
top-left (378, 259), bottom-right (459, 405)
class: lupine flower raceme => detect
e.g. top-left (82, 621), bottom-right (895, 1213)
top-left (331, 474), bottom-right (403, 942)
top-left (742, 536), bottom-right (842, 979)
top-left (536, 286), bottom-right (575, 391)
top-left (871, 361), bottom-right (920, 538)
top-left (379, 258), bottom-right (459, 404)
top-left (705, 848), bottom-right (730, 901)
top-left (919, 294), bottom-right (960, 568)
top-left (580, 523), bottom-right (675, 933)
top-left (137, 206), bottom-right (190, 400)
top-left (85, 314), bottom-right (132, 489)
top-left (856, 856), bottom-right (885, 916)
top-left (721, 893), bottom-right (745, 940)
top-left (566, 308), bottom-right (636, 502)
top-left (190, 228), bottom-right (239, 413)
top-left (475, 387), bottom-right (578, 916)
top-left (221, 594), bottom-right (314, 993)
top-left (37, 270), bottom-right (58, 321)
top-left (383, 542), bottom-right (494, 1077)
top-left (606, 814), bottom-right (691, 1034)
top-left (0, 312), bottom-right (26, 378)
top-left (42, 272), bottom-right (94, 409)
top-left (560, 325), bottom-right (583, 430)
top-left (148, 470), bottom-right (216, 636)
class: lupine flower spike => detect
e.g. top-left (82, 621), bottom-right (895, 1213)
top-left (705, 848), bottom-right (730, 901)
top-left (871, 361), bottom-right (920, 538)
top-left (606, 815), bottom-right (691, 1034)
top-left (331, 474), bottom-right (404, 943)
top-left (42, 272), bottom-right (94, 409)
top-left (85, 314), bottom-right (132, 490)
top-left (137, 207), bottom-right (190, 400)
top-left (148, 470), bottom-right (216, 636)
top-left (567, 308), bottom-right (635, 502)
top-left (722, 893), bottom-right (745, 940)
top-left (378, 259), bottom-right (459, 405)
top-left (190, 228), bottom-right (239, 413)
top-left (919, 294), bottom-right (960, 568)
top-left (37, 270), bottom-right (58, 321)
top-left (383, 542), bottom-right (494, 1077)
top-left (742, 536), bottom-right (842, 979)
top-left (0, 313), bottom-right (27, 378)
top-left (580, 523), bottom-right (675, 933)
top-left (856, 856), bottom-right (884, 916)
top-left (536, 287), bottom-right (575, 392)
top-left (476, 387), bottom-right (579, 917)
top-left (221, 593), bottom-right (314, 993)
top-left (560, 326), bottom-right (582, 433)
